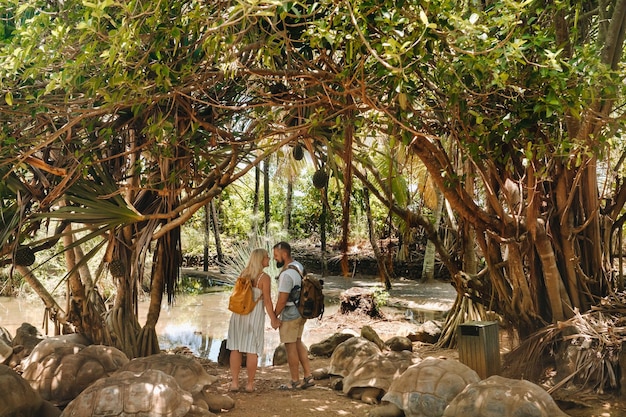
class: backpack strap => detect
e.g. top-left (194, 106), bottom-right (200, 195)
top-left (287, 264), bottom-right (303, 278)
top-left (284, 265), bottom-right (303, 306)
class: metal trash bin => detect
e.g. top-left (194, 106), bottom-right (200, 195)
top-left (458, 321), bottom-right (500, 379)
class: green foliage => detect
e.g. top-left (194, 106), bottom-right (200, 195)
top-left (180, 207), bottom-right (208, 255)
top-left (218, 233), bottom-right (280, 284)
top-left (0, 0), bottom-right (625, 348)
top-left (372, 286), bottom-right (390, 309)
top-left (177, 275), bottom-right (209, 295)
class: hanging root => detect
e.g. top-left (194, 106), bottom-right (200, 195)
top-left (436, 294), bottom-right (487, 348)
top-left (105, 306), bottom-right (141, 358)
top-left (138, 325), bottom-right (161, 357)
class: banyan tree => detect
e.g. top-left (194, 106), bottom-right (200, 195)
top-left (1, 0), bottom-right (626, 354)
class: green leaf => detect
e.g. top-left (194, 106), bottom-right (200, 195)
top-left (4, 92), bottom-right (13, 106)
top-left (419, 8), bottom-right (429, 26)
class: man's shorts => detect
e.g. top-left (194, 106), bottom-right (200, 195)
top-left (279, 316), bottom-right (307, 343)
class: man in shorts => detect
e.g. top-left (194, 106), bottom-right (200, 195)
top-left (273, 241), bottom-right (315, 390)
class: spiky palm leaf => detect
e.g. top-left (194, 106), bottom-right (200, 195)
top-left (219, 233), bottom-right (280, 283)
top-left (503, 293), bottom-right (626, 394)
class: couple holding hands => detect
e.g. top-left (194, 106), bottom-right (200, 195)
top-left (226, 242), bottom-right (314, 392)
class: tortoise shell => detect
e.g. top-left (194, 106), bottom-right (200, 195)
top-left (60, 369), bottom-right (214, 417)
top-left (116, 353), bottom-right (217, 394)
top-left (442, 375), bottom-right (570, 417)
top-left (381, 357), bottom-right (480, 417)
top-left (343, 350), bottom-right (416, 397)
top-left (329, 337), bottom-right (381, 377)
top-left (0, 363), bottom-right (60, 417)
top-left (22, 343), bottom-right (129, 406)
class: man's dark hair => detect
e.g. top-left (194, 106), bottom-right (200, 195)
top-left (273, 241), bottom-right (291, 255)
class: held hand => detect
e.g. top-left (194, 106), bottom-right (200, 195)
top-left (271, 317), bottom-right (281, 329)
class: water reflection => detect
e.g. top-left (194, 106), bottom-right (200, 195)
top-left (0, 292), bottom-right (291, 366)
top-left (153, 292), bottom-right (322, 366)
top-left (0, 296), bottom-right (52, 334)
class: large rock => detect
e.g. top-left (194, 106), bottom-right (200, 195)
top-left (385, 336), bottom-right (413, 352)
top-left (310, 333), bottom-right (355, 357)
top-left (217, 339), bottom-right (247, 367)
top-left (273, 344), bottom-right (287, 366)
top-left (407, 320), bottom-right (442, 344)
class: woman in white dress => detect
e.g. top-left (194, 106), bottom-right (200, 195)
top-left (226, 248), bottom-right (280, 392)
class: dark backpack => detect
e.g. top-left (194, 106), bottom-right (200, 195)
top-left (287, 265), bottom-right (324, 320)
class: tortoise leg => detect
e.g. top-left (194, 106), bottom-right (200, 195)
top-left (38, 400), bottom-right (61, 417)
top-left (360, 387), bottom-right (384, 405)
top-left (201, 393), bottom-right (236, 413)
top-left (367, 402), bottom-right (405, 417)
top-left (312, 366), bottom-right (330, 379)
top-left (187, 405), bottom-right (218, 417)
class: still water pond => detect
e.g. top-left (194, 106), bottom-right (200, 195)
top-left (0, 292), bottom-right (332, 366)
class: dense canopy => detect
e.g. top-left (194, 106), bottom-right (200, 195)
top-left (1, 0), bottom-right (625, 356)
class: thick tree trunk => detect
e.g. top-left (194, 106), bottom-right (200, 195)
top-left (581, 159), bottom-right (605, 292)
top-left (63, 226), bottom-right (87, 332)
top-left (554, 164), bottom-right (582, 310)
top-left (106, 226), bottom-right (141, 358)
top-left (505, 241), bottom-right (541, 331)
top-left (320, 187), bottom-right (329, 277)
top-left (462, 161), bottom-right (478, 275)
top-left (340, 109), bottom-right (354, 276)
top-left (532, 219), bottom-right (572, 322)
top-left (63, 225), bottom-right (108, 343)
top-left (73, 245), bottom-right (94, 293)
top-left (138, 232), bottom-right (174, 357)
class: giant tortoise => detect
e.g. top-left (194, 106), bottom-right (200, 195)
top-left (329, 336), bottom-right (382, 378)
top-left (342, 350), bottom-right (416, 404)
top-left (22, 342), bottom-right (129, 406)
top-left (116, 353), bottom-right (233, 413)
top-left (442, 375), bottom-right (570, 417)
top-left (60, 369), bottom-right (217, 417)
top-left (0, 363), bottom-right (61, 417)
top-left (369, 357), bottom-right (480, 417)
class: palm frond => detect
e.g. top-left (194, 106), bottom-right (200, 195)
top-left (502, 293), bottom-right (626, 394)
top-left (218, 233), bottom-right (280, 283)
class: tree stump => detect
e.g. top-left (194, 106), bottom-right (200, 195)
top-left (339, 287), bottom-right (382, 318)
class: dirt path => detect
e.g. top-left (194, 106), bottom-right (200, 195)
top-left (215, 357), bottom-right (370, 417)
top-left (206, 349), bottom-right (626, 417)
top-left (198, 310), bottom-right (626, 417)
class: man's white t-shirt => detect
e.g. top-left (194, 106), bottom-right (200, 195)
top-left (277, 260), bottom-right (304, 321)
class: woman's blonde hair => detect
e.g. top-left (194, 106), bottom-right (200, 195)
top-left (240, 248), bottom-right (268, 281)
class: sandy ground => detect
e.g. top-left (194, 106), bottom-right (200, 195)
top-left (195, 310), bottom-right (626, 417)
top-left (199, 310), bottom-right (456, 417)
top-left (6, 273), bottom-right (626, 416)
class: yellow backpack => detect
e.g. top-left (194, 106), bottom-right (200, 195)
top-left (228, 277), bottom-right (256, 315)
